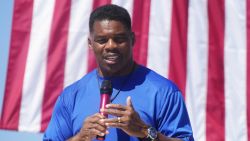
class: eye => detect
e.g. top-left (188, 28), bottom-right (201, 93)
top-left (95, 38), bottom-right (108, 44)
top-left (114, 36), bottom-right (128, 44)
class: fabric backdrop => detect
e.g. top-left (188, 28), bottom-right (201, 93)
top-left (0, 0), bottom-right (250, 141)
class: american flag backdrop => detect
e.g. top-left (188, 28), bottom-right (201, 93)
top-left (0, 0), bottom-right (249, 141)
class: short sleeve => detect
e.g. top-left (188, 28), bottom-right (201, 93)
top-left (157, 91), bottom-right (194, 141)
top-left (43, 90), bottom-right (73, 141)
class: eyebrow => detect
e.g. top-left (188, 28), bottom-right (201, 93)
top-left (94, 32), bottom-right (129, 38)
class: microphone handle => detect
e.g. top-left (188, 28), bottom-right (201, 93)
top-left (96, 93), bottom-right (110, 140)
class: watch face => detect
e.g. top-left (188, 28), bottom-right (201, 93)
top-left (148, 127), bottom-right (157, 139)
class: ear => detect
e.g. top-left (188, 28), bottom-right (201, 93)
top-left (88, 36), bottom-right (93, 50)
top-left (131, 32), bottom-right (135, 46)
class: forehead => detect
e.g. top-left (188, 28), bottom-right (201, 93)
top-left (91, 20), bottom-right (128, 35)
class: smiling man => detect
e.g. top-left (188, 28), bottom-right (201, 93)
top-left (43, 4), bottom-right (194, 141)
top-left (89, 19), bottom-right (134, 77)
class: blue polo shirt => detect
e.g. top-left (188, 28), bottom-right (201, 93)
top-left (43, 65), bottom-right (194, 141)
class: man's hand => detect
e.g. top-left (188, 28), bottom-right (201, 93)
top-left (101, 96), bottom-right (149, 138)
top-left (68, 113), bottom-right (108, 141)
top-left (68, 97), bottom-right (185, 141)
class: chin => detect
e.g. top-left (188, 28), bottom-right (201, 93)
top-left (106, 64), bottom-right (120, 72)
top-left (102, 64), bottom-right (123, 75)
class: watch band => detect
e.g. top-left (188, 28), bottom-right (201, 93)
top-left (139, 127), bottom-right (158, 141)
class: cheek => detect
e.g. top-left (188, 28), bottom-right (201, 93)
top-left (92, 45), bottom-right (103, 56)
top-left (120, 42), bottom-right (132, 52)
top-left (122, 46), bottom-right (133, 56)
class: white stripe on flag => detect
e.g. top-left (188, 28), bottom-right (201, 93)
top-left (147, 0), bottom-right (172, 77)
top-left (19, 0), bottom-right (55, 132)
top-left (186, 0), bottom-right (208, 140)
top-left (64, 0), bottom-right (93, 87)
top-left (112, 0), bottom-right (134, 18)
top-left (225, 0), bottom-right (247, 140)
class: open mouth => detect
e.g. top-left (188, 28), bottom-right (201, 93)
top-left (104, 54), bottom-right (120, 65)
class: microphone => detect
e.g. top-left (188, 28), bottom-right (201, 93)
top-left (96, 80), bottom-right (112, 140)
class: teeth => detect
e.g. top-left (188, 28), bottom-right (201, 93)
top-left (107, 56), bottom-right (117, 59)
top-left (106, 55), bottom-right (119, 60)
top-left (104, 55), bottom-right (119, 64)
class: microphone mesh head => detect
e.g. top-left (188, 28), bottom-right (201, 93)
top-left (100, 80), bottom-right (112, 94)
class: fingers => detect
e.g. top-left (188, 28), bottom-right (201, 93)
top-left (104, 116), bottom-right (125, 123)
top-left (105, 103), bottom-right (127, 110)
top-left (86, 121), bottom-right (106, 133)
top-left (106, 122), bottom-right (127, 128)
top-left (126, 96), bottom-right (133, 108)
top-left (81, 113), bottom-right (109, 139)
top-left (105, 96), bottom-right (133, 110)
top-left (86, 113), bottom-right (105, 123)
top-left (103, 117), bottom-right (128, 128)
top-left (87, 128), bottom-right (107, 137)
top-left (85, 113), bottom-right (106, 127)
top-left (103, 96), bottom-right (133, 117)
top-left (103, 104), bottom-right (127, 117)
top-left (85, 114), bottom-right (106, 130)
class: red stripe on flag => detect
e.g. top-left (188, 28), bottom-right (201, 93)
top-left (0, 0), bottom-right (33, 130)
top-left (41, 0), bottom-right (71, 131)
top-left (247, 0), bottom-right (250, 139)
top-left (168, 0), bottom-right (188, 97)
top-left (132, 0), bottom-right (151, 66)
top-left (206, 0), bottom-right (225, 140)
top-left (87, 0), bottom-right (112, 72)
top-left (92, 0), bottom-right (112, 10)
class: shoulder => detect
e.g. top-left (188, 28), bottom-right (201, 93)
top-left (137, 65), bottom-right (179, 92)
top-left (138, 65), bottom-right (183, 105)
top-left (58, 70), bottom-right (97, 108)
top-left (63, 69), bottom-right (96, 94)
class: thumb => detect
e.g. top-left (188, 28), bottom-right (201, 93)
top-left (126, 96), bottom-right (133, 108)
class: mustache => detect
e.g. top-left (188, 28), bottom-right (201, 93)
top-left (103, 51), bottom-right (121, 58)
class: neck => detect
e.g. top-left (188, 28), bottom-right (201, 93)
top-left (98, 61), bottom-right (136, 77)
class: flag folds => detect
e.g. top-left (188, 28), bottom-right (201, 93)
top-left (1, 0), bottom-right (250, 141)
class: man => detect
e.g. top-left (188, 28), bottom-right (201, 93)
top-left (44, 4), bottom-right (194, 141)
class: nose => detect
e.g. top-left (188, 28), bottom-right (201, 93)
top-left (105, 38), bottom-right (117, 50)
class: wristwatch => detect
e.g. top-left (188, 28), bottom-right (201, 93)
top-left (142, 127), bottom-right (158, 141)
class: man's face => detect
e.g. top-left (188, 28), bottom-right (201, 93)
top-left (88, 20), bottom-right (134, 76)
